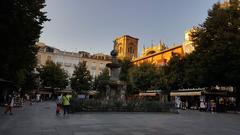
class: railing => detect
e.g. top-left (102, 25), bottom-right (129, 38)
top-left (70, 98), bottom-right (176, 112)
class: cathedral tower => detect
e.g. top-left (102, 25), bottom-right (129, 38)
top-left (114, 35), bottom-right (138, 60)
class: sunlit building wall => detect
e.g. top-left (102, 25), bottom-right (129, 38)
top-left (115, 30), bottom-right (195, 66)
top-left (36, 42), bottom-right (111, 78)
top-left (114, 35), bottom-right (138, 60)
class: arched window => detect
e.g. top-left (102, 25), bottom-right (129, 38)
top-left (119, 47), bottom-right (122, 53)
top-left (128, 42), bottom-right (134, 54)
top-left (129, 46), bottom-right (133, 53)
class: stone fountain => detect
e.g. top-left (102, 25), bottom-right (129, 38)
top-left (106, 49), bottom-right (126, 101)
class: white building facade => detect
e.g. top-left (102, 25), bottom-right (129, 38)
top-left (36, 42), bottom-right (111, 78)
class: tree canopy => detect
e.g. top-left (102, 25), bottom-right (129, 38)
top-left (71, 61), bottom-right (92, 93)
top-left (161, 55), bottom-right (184, 90)
top-left (0, 0), bottom-right (49, 87)
top-left (129, 62), bottom-right (159, 92)
top-left (184, 0), bottom-right (240, 106)
top-left (92, 68), bottom-right (110, 97)
top-left (119, 58), bottom-right (133, 82)
top-left (189, 0), bottom-right (240, 87)
top-left (39, 60), bottom-right (68, 90)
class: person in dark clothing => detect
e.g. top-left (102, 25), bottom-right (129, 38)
top-left (4, 95), bottom-right (14, 115)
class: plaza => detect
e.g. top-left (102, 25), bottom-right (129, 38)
top-left (0, 102), bottom-right (239, 135)
top-left (1, 0), bottom-right (240, 135)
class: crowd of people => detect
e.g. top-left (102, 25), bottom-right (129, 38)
top-left (176, 98), bottom-right (237, 113)
top-left (2, 92), bottom-right (72, 116)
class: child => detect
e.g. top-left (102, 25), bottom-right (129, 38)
top-left (56, 94), bottom-right (62, 115)
top-left (56, 103), bottom-right (61, 115)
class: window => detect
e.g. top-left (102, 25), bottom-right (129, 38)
top-left (100, 63), bottom-right (104, 68)
top-left (56, 62), bottom-right (63, 65)
top-left (129, 47), bottom-right (133, 53)
top-left (47, 56), bottom-right (51, 60)
top-left (64, 63), bottom-right (71, 67)
top-left (99, 63), bottom-right (104, 70)
top-left (46, 47), bottom-right (54, 53)
top-left (91, 62), bottom-right (96, 70)
top-left (93, 71), bottom-right (96, 77)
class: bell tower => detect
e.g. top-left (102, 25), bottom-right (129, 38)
top-left (114, 35), bottom-right (138, 60)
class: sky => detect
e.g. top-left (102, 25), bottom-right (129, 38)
top-left (40, 0), bottom-right (222, 55)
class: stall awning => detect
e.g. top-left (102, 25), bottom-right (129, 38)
top-left (55, 90), bottom-right (73, 93)
top-left (139, 92), bottom-right (157, 96)
top-left (88, 90), bottom-right (99, 95)
top-left (170, 91), bottom-right (202, 96)
top-left (38, 91), bottom-right (52, 94)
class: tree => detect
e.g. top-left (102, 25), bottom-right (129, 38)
top-left (191, 0), bottom-right (240, 106)
top-left (0, 0), bottom-right (49, 87)
top-left (21, 72), bottom-right (38, 93)
top-left (92, 68), bottom-right (110, 97)
top-left (119, 58), bottom-right (133, 82)
top-left (129, 63), bottom-right (159, 92)
top-left (40, 60), bottom-right (68, 91)
top-left (192, 0), bottom-right (240, 86)
top-left (71, 61), bottom-right (92, 93)
top-left (181, 54), bottom-right (200, 88)
top-left (119, 59), bottom-right (135, 96)
top-left (161, 55), bottom-right (184, 90)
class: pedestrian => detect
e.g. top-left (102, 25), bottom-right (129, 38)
top-left (207, 101), bottom-right (211, 112)
top-left (210, 100), bottom-right (216, 113)
top-left (199, 101), bottom-right (205, 111)
top-left (182, 102), bottom-right (186, 110)
top-left (4, 95), bottom-right (14, 115)
top-left (185, 101), bottom-right (189, 109)
top-left (36, 93), bottom-right (41, 102)
top-left (62, 93), bottom-right (71, 115)
top-left (56, 94), bottom-right (62, 115)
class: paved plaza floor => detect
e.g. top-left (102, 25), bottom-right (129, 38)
top-left (0, 101), bottom-right (240, 135)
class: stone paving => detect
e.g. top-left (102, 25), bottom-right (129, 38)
top-left (0, 101), bottom-right (240, 135)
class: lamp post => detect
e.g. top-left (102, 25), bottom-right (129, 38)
top-left (31, 68), bottom-right (40, 93)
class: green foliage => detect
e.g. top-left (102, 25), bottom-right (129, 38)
top-left (163, 55), bottom-right (184, 90)
top-left (190, 0), bottom-right (240, 87)
top-left (129, 63), bottom-right (159, 91)
top-left (40, 60), bottom-right (68, 90)
top-left (92, 68), bottom-right (110, 96)
top-left (119, 58), bottom-right (133, 82)
top-left (0, 0), bottom-right (49, 86)
top-left (119, 59), bottom-right (136, 96)
top-left (15, 69), bottom-right (28, 87)
top-left (181, 54), bottom-right (203, 88)
top-left (71, 61), bottom-right (92, 93)
top-left (21, 72), bottom-right (38, 92)
top-left (186, 0), bottom-right (240, 106)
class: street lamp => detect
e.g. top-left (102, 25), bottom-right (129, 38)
top-left (31, 68), bottom-right (40, 92)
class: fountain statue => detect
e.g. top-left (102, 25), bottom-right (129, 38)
top-left (106, 49), bottom-right (126, 101)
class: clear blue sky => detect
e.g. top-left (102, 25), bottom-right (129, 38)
top-left (40, 0), bottom-right (222, 55)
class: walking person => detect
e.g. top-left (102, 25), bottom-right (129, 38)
top-left (199, 101), bottom-right (206, 112)
top-left (210, 100), bottom-right (216, 113)
top-left (62, 93), bottom-right (71, 115)
top-left (4, 95), bottom-right (14, 115)
top-left (56, 94), bottom-right (62, 115)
